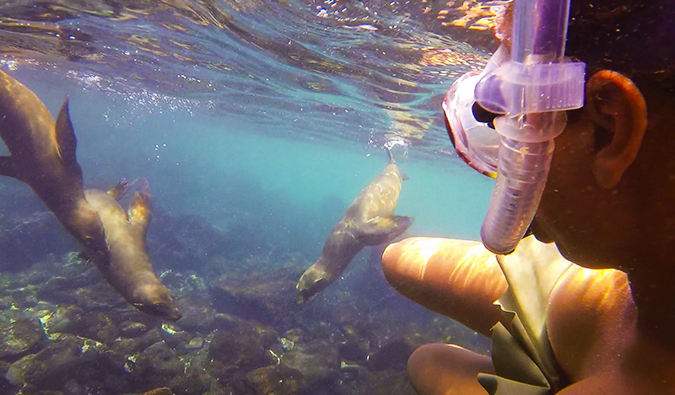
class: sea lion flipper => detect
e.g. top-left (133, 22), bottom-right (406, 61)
top-left (107, 178), bottom-right (134, 201)
top-left (357, 215), bottom-right (414, 245)
top-left (0, 156), bottom-right (23, 180)
top-left (55, 97), bottom-right (83, 179)
top-left (128, 178), bottom-right (152, 235)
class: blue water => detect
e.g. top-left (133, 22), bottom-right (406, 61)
top-left (6, 65), bottom-right (495, 258)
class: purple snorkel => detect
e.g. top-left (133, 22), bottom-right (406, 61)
top-left (472, 0), bottom-right (585, 254)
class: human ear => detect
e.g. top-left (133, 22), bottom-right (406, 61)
top-left (585, 70), bottom-right (647, 189)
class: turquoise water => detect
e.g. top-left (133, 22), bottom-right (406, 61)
top-left (12, 67), bottom-right (494, 254)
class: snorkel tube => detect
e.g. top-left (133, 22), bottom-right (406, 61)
top-left (475, 0), bottom-right (585, 254)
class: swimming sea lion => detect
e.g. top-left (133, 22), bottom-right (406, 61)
top-left (0, 69), bottom-right (108, 256)
top-left (0, 69), bottom-right (178, 320)
top-left (297, 149), bottom-right (414, 303)
top-left (84, 179), bottom-right (181, 321)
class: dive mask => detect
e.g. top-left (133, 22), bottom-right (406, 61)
top-left (443, 0), bottom-right (586, 255)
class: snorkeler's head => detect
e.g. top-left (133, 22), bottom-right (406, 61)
top-left (444, 0), bottom-right (674, 259)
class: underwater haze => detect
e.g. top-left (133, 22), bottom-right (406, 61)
top-left (0, 0), bottom-right (502, 394)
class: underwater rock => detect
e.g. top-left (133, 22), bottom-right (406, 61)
top-left (166, 364), bottom-right (214, 395)
top-left (43, 305), bottom-right (86, 335)
top-left (245, 364), bottom-right (307, 395)
top-left (337, 338), bottom-right (370, 363)
top-left (45, 305), bottom-right (119, 344)
top-left (7, 334), bottom-right (104, 390)
top-left (36, 276), bottom-right (79, 305)
top-left (209, 268), bottom-right (299, 328)
top-left (111, 327), bottom-right (164, 355)
top-left (281, 338), bottom-right (340, 389)
top-left (102, 373), bottom-right (132, 394)
top-left (131, 341), bottom-right (185, 392)
top-left (9, 287), bottom-right (38, 308)
top-left (74, 282), bottom-right (128, 312)
top-left (353, 369), bottom-right (415, 395)
top-left (120, 321), bottom-right (149, 338)
top-left (159, 323), bottom-right (192, 349)
top-left (367, 337), bottom-right (416, 371)
top-left (207, 321), bottom-right (279, 380)
top-left (142, 388), bottom-right (174, 395)
top-left (213, 312), bottom-right (246, 330)
top-left (185, 337), bottom-right (204, 350)
top-left (63, 378), bottom-right (85, 395)
top-left (339, 359), bottom-right (363, 382)
top-left (0, 311), bottom-right (44, 361)
top-left (174, 293), bottom-right (215, 333)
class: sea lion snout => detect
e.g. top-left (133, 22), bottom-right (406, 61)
top-left (133, 283), bottom-right (182, 321)
top-left (296, 264), bottom-right (331, 304)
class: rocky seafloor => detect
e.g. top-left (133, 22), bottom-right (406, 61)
top-left (0, 204), bottom-right (489, 395)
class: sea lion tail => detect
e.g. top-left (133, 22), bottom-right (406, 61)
top-left (55, 97), bottom-right (84, 181)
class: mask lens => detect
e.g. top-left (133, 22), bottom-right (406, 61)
top-left (442, 72), bottom-right (501, 178)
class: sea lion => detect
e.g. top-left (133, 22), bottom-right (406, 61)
top-left (0, 69), bottom-right (179, 320)
top-left (297, 149), bottom-right (414, 303)
top-left (0, 69), bottom-right (108, 256)
top-left (84, 179), bottom-right (181, 321)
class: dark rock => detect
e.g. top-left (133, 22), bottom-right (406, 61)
top-left (337, 339), bottom-right (369, 363)
top-left (131, 341), bottom-right (185, 392)
top-left (81, 312), bottom-right (120, 344)
top-left (167, 364), bottom-right (213, 395)
top-left (63, 378), bottom-right (86, 395)
top-left (120, 321), bottom-right (148, 338)
top-left (9, 287), bottom-right (38, 308)
top-left (73, 363), bottom-right (106, 389)
top-left (158, 323), bottom-right (191, 349)
top-left (174, 293), bottom-right (215, 333)
top-left (354, 369), bottom-right (415, 394)
top-left (209, 267), bottom-right (300, 328)
top-left (245, 364), bottom-right (307, 395)
top-left (0, 311), bottom-right (45, 361)
top-left (103, 373), bottom-right (132, 394)
top-left (112, 327), bottom-right (163, 356)
top-left (0, 360), bottom-right (11, 392)
top-left (185, 337), bottom-right (204, 350)
top-left (36, 277), bottom-right (79, 305)
top-left (141, 387), bottom-right (174, 395)
top-left (7, 335), bottom-right (104, 389)
top-left (213, 312), bottom-right (245, 330)
top-left (207, 322), bottom-right (279, 379)
top-left (74, 282), bottom-right (128, 312)
top-left (44, 305), bottom-right (86, 335)
top-left (281, 338), bottom-right (340, 388)
top-left (367, 338), bottom-right (415, 371)
top-left (339, 360), bottom-right (363, 382)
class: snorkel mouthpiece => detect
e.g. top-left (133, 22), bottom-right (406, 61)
top-left (475, 0), bottom-right (585, 254)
